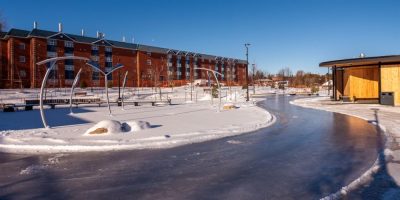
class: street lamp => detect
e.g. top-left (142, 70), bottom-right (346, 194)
top-left (252, 63), bottom-right (256, 95)
top-left (244, 43), bottom-right (250, 101)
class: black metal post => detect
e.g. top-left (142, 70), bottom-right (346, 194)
top-left (245, 43), bottom-right (250, 101)
top-left (378, 62), bottom-right (381, 104)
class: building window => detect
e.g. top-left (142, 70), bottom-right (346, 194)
top-left (105, 46), bottom-right (112, 52)
top-left (65, 65), bottom-right (74, 80)
top-left (92, 56), bottom-right (99, 61)
top-left (92, 71), bottom-right (100, 80)
top-left (105, 67), bottom-right (113, 80)
top-left (19, 43), bottom-right (25, 50)
top-left (147, 52), bottom-right (151, 56)
top-left (47, 52), bottom-right (57, 58)
top-left (47, 39), bottom-right (56, 46)
top-left (65, 59), bottom-right (74, 66)
top-left (92, 45), bottom-right (99, 51)
top-left (147, 59), bottom-right (151, 66)
top-left (64, 41), bottom-right (74, 48)
top-left (19, 56), bottom-right (26, 63)
top-left (106, 56), bottom-right (112, 62)
top-left (48, 64), bottom-right (58, 79)
top-left (20, 70), bottom-right (27, 78)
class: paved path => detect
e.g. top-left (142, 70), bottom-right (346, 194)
top-left (292, 97), bottom-right (400, 199)
top-left (0, 95), bottom-right (380, 199)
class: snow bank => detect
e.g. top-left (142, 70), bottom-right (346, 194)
top-left (84, 120), bottom-right (122, 135)
top-left (121, 121), bottom-right (151, 132)
top-left (0, 87), bottom-right (275, 154)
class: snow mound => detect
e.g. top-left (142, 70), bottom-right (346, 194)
top-left (121, 120), bottom-right (151, 132)
top-left (84, 120), bottom-right (122, 135)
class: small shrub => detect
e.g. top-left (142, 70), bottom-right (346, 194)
top-left (311, 86), bottom-right (319, 94)
top-left (211, 84), bottom-right (219, 98)
top-left (80, 81), bottom-right (87, 88)
top-left (107, 81), bottom-right (113, 88)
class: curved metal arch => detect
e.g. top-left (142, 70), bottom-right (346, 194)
top-left (37, 56), bottom-right (89, 66)
top-left (86, 62), bottom-right (125, 115)
top-left (69, 68), bottom-right (83, 115)
top-left (194, 67), bottom-right (223, 112)
top-left (37, 56), bottom-right (90, 128)
top-left (121, 71), bottom-right (129, 110)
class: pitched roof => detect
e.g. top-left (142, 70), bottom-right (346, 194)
top-left (29, 29), bottom-right (56, 37)
top-left (0, 31), bottom-right (6, 39)
top-left (138, 44), bottom-right (170, 54)
top-left (6, 28), bottom-right (30, 37)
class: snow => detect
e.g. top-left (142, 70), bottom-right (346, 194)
top-left (84, 120), bottom-right (122, 135)
top-left (0, 86), bottom-right (275, 154)
top-left (121, 120), bottom-right (151, 132)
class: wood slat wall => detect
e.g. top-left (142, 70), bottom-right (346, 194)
top-left (343, 67), bottom-right (379, 101)
top-left (381, 64), bottom-right (400, 105)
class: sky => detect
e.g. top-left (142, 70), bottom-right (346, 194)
top-left (1, 0), bottom-right (400, 74)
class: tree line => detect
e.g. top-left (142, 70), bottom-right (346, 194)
top-left (251, 67), bottom-right (330, 88)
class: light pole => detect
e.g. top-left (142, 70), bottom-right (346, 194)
top-left (252, 63), bottom-right (255, 95)
top-left (244, 43), bottom-right (250, 101)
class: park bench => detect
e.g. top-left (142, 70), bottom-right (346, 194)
top-left (71, 98), bottom-right (102, 107)
top-left (74, 92), bottom-right (87, 97)
top-left (122, 98), bottom-right (172, 106)
top-left (0, 103), bottom-right (16, 112)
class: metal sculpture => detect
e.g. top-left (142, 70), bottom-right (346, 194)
top-left (121, 71), bottom-right (128, 110)
top-left (69, 68), bottom-right (83, 115)
top-left (194, 67), bottom-right (223, 112)
top-left (36, 56), bottom-right (89, 128)
top-left (86, 61), bottom-right (124, 115)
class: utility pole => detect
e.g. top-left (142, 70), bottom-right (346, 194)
top-left (245, 43), bottom-right (250, 101)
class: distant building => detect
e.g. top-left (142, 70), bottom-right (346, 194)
top-left (0, 24), bottom-right (247, 88)
top-left (320, 55), bottom-right (400, 105)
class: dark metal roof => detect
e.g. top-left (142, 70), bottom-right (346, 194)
top-left (320, 55), bottom-right (400, 67)
top-left (6, 28), bottom-right (30, 37)
top-left (108, 40), bottom-right (138, 49)
top-left (0, 31), bottom-right (6, 39)
top-left (66, 33), bottom-right (97, 43)
top-left (138, 44), bottom-right (170, 54)
top-left (29, 29), bottom-right (56, 37)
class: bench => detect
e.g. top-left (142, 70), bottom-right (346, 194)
top-left (74, 92), bottom-right (87, 97)
top-left (1, 103), bottom-right (16, 112)
top-left (72, 98), bottom-right (102, 107)
top-left (122, 99), bottom-right (172, 106)
top-left (24, 98), bottom-right (102, 109)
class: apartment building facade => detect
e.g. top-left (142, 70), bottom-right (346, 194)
top-left (0, 24), bottom-right (247, 89)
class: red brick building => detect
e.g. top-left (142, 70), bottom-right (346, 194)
top-left (0, 25), bottom-right (247, 89)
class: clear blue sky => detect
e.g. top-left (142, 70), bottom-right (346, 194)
top-left (1, 0), bottom-right (400, 74)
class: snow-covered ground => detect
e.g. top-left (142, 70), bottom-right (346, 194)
top-left (0, 86), bottom-right (275, 153)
